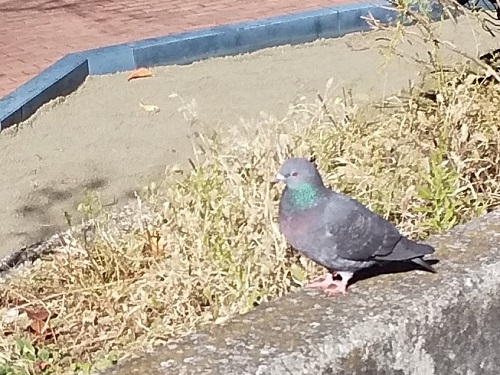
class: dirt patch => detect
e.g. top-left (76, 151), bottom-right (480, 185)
top-left (0, 16), bottom-right (498, 260)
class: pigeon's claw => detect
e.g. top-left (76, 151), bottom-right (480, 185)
top-left (324, 280), bottom-right (348, 296)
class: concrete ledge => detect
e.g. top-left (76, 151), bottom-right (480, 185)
top-left (102, 209), bottom-right (500, 374)
top-left (0, 0), bottom-right (398, 131)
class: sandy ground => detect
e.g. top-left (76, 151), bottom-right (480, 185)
top-left (1, 17), bottom-right (499, 260)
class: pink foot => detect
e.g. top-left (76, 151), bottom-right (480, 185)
top-left (305, 271), bottom-right (353, 297)
top-left (324, 280), bottom-right (348, 296)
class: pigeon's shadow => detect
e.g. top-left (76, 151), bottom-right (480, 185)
top-left (350, 259), bottom-right (440, 285)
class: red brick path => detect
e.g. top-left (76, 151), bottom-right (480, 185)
top-left (0, 0), bottom-right (352, 98)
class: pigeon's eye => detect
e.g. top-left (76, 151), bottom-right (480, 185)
top-left (291, 172), bottom-right (299, 177)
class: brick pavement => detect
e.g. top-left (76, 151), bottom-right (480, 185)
top-left (0, 0), bottom-right (353, 98)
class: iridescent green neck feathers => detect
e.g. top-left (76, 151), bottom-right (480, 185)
top-left (287, 184), bottom-right (320, 209)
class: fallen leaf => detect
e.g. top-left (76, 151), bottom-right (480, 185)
top-left (128, 67), bottom-right (153, 81)
top-left (139, 102), bottom-right (160, 113)
top-left (25, 307), bottom-right (50, 322)
top-left (34, 360), bottom-right (50, 373)
top-left (22, 307), bottom-right (55, 340)
top-left (30, 319), bottom-right (48, 336)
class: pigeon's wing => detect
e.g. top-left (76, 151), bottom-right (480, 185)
top-left (322, 194), bottom-right (402, 261)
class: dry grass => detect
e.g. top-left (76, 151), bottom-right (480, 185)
top-left (1, 4), bottom-right (500, 375)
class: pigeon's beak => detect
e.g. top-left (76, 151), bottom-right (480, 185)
top-left (274, 173), bottom-right (286, 183)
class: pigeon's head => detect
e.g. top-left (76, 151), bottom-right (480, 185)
top-left (275, 157), bottom-right (325, 189)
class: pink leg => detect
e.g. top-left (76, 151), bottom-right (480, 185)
top-left (306, 271), bottom-right (354, 296)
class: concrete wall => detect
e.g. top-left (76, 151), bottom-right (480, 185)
top-left (102, 209), bottom-right (500, 374)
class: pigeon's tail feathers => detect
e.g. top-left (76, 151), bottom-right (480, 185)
top-left (375, 237), bottom-right (435, 261)
top-left (399, 237), bottom-right (435, 257)
top-left (411, 256), bottom-right (437, 273)
top-left (375, 236), bottom-right (436, 272)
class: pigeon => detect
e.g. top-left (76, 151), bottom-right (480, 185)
top-left (275, 157), bottom-right (436, 296)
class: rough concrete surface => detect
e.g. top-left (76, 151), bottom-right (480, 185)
top-left (102, 209), bottom-right (500, 375)
top-left (1, 16), bottom-right (499, 262)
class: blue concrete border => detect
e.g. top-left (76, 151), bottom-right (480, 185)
top-left (0, 54), bottom-right (89, 129)
top-left (0, 0), bottom-right (473, 130)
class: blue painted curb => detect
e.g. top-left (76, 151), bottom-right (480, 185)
top-left (0, 54), bottom-right (88, 129)
top-left (0, 0), bottom-right (477, 130)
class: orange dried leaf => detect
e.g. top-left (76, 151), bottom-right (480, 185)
top-left (23, 307), bottom-right (53, 337)
top-left (34, 360), bottom-right (50, 373)
top-left (28, 319), bottom-right (55, 342)
top-left (127, 67), bottom-right (153, 81)
top-left (25, 307), bottom-right (50, 322)
top-left (29, 319), bottom-right (47, 335)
